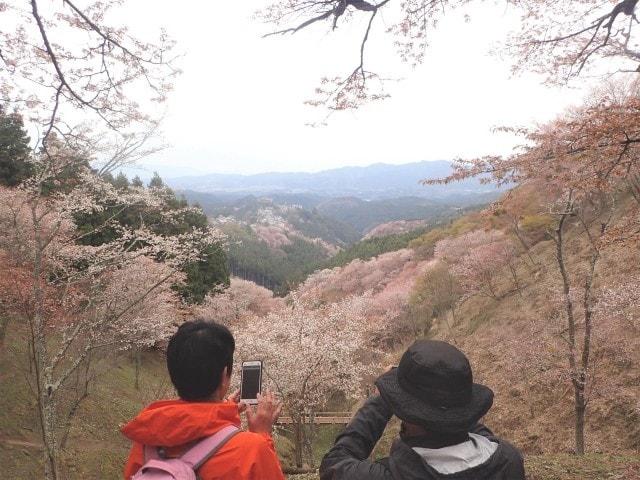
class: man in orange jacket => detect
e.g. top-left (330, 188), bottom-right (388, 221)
top-left (122, 320), bottom-right (286, 479)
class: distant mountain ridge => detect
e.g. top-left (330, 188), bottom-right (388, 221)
top-left (167, 160), bottom-right (498, 200)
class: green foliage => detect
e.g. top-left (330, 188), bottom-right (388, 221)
top-left (131, 175), bottom-right (144, 187)
top-left (408, 228), bottom-right (448, 258)
top-left (113, 171), bottom-right (130, 190)
top-left (173, 244), bottom-right (229, 303)
top-left (74, 172), bottom-right (229, 304)
top-left (408, 262), bottom-right (462, 334)
top-left (148, 171), bottom-right (164, 188)
top-left (0, 108), bottom-right (31, 186)
top-left (189, 193), bottom-right (359, 248)
top-left (520, 214), bottom-right (554, 242)
top-left (324, 228), bottom-right (429, 269)
top-left (224, 223), bottom-right (328, 295)
top-left (287, 207), bottom-right (360, 246)
top-left (410, 263), bottom-right (459, 315)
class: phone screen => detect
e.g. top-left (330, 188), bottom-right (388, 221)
top-left (240, 363), bottom-right (262, 401)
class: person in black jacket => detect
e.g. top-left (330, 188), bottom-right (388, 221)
top-left (320, 340), bottom-right (525, 480)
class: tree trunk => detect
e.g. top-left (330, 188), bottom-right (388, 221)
top-left (574, 385), bottom-right (586, 455)
top-left (33, 311), bottom-right (59, 480)
top-left (512, 222), bottom-right (537, 267)
top-left (552, 198), bottom-right (593, 456)
top-left (41, 394), bottom-right (59, 480)
top-left (303, 412), bottom-right (316, 467)
top-left (303, 424), bottom-right (315, 467)
top-left (33, 308), bottom-right (58, 479)
top-left (508, 263), bottom-right (522, 296)
top-left (293, 417), bottom-right (304, 469)
top-left (30, 210), bottom-right (59, 480)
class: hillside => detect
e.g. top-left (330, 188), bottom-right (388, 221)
top-left (203, 195), bottom-right (360, 247)
top-left (220, 222), bottom-right (329, 294)
top-left (180, 192), bottom-right (487, 293)
top-left (291, 186), bottom-right (640, 458)
top-left (363, 219), bottom-right (430, 239)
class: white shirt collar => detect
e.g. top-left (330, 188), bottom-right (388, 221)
top-left (412, 433), bottom-right (498, 474)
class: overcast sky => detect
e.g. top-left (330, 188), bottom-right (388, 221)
top-left (123, 1), bottom-right (591, 177)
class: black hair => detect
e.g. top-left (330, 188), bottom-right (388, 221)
top-left (166, 319), bottom-right (235, 401)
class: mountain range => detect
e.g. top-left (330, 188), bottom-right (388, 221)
top-left (167, 160), bottom-right (500, 200)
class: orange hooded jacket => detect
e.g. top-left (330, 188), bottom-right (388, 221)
top-left (122, 399), bottom-right (286, 480)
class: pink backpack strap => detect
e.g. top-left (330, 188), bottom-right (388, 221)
top-left (181, 424), bottom-right (240, 470)
top-left (143, 444), bottom-right (162, 462)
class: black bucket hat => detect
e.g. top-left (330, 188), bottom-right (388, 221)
top-left (375, 340), bottom-right (493, 433)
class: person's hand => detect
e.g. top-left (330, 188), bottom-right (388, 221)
top-left (226, 389), bottom-right (247, 414)
top-left (245, 390), bottom-right (282, 435)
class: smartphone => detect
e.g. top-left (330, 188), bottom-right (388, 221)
top-left (240, 360), bottom-right (263, 405)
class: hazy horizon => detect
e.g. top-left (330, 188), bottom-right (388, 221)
top-left (123, 158), bottom-right (456, 180)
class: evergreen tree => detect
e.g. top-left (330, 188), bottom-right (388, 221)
top-left (0, 108), bottom-right (32, 186)
top-left (131, 175), bottom-right (144, 187)
top-left (148, 171), bottom-right (164, 188)
top-left (101, 171), bottom-right (115, 184)
top-left (175, 245), bottom-right (230, 303)
top-left (113, 171), bottom-right (130, 190)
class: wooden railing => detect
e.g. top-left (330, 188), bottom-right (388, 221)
top-left (276, 411), bottom-right (352, 425)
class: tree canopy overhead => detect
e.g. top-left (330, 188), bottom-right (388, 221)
top-left (0, 0), bottom-right (179, 164)
top-left (260, 0), bottom-right (640, 112)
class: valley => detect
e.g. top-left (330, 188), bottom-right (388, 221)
top-left (175, 161), bottom-right (498, 293)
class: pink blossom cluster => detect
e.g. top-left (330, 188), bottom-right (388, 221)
top-left (234, 294), bottom-right (377, 415)
top-left (435, 230), bottom-right (517, 299)
top-left (193, 278), bottom-right (284, 325)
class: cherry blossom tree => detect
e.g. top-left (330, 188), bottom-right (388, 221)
top-left (0, 147), bottom-right (223, 479)
top-left (489, 184), bottom-right (556, 266)
top-left (409, 260), bottom-right (462, 332)
top-left (194, 277), bottom-right (284, 325)
top-left (427, 81), bottom-right (640, 454)
top-left (434, 229), bottom-right (504, 264)
top-left (97, 256), bottom-right (183, 390)
top-left (452, 238), bottom-right (518, 300)
top-left (298, 248), bottom-right (414, 301)
top-left (490, 274), bottom-right (640, 431)
top-left (434, 230), bottom-right (518, 300)
top-left (598, 276), bottom-right (640, 330)
top-left (296, 248), bottom-right (435, 344)
top-left (234, 294), bottom-right (376, 468)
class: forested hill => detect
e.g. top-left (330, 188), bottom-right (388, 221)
top-left (178, 191), bottom-right (486, 294)
top-left (168, 160), bottom-right (502, 200)
top-left (187, 194), bottom-right (360, 246)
